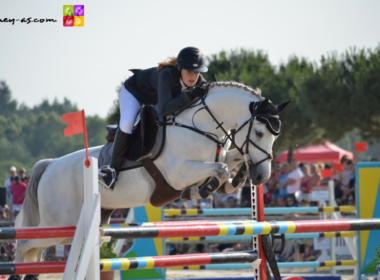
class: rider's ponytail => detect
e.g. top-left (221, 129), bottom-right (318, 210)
top-left (157, 57), bottom-right (177, 71)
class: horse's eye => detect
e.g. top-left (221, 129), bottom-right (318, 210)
top-left (256, 130), bottom-right (263, 138)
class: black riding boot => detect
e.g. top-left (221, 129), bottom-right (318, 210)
top-left (99, 128), bottom-right (131, 191)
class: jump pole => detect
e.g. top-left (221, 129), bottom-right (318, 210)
top-left (164, 206), bottom-right (356, 216)
top-left (0, 251), bottom-right (258, 275)
top-left (99, 218), bottom-right (380, 239)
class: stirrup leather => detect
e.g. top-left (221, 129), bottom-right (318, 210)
top-left (98, 165), bottom-right (117, 190)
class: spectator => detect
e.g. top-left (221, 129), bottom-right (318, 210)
top-left (226, 196), bottom-right (237, 208)
top-left (4, 166), bottom-right (17, 190)
top-left (266, 167), bottom-right (282, 203)
top-left (302, 244), bottom-right (321, 261)
top-left (180, 202), bottom-right (188, 210)
top-left (240, 178), bottom-right (252, 206)
top-left (340, 160), bottom-right (354, 203)
top-left (23, 176), bottom-right (30, 186)
top-left (340, 159), bottom-right (353, 187)
top-left (274, 243), bottom-right (295, 262)
top-left (284, 195), bottom-right (299, 219)
top-left (300, 164), bottom-right (311, 202)
top-left (10, 176), bottom-right (27, 217)
top-left (19, 168), bottom-right (26, 182)
top-left (276, 196), bottom-right (286, 207)
top-left (347, 195), bottom-right (355, 206)
top-left (286, 195), bottom-right (299, 207)
top-left (222, 243), bottom-right (248, 252)
top-left (275, 163), bottom-right (291, 198)
top-left (222, 188), bottom-right (241, 207)
top-left (334, 179), bottom-right (345, 205)
top-left (4, 166), bottom-right (17, 204)
top-left (320, 164), bottom-right (332, 186)
top-left (268, 200), bottom-right (277, 207)
top-left (308, 163), bottom-right (321, 190)
top-left (278, 160), bottom-right (304, 199)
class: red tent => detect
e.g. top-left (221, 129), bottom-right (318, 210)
top-left (275, 141), bottom-right (353, 163)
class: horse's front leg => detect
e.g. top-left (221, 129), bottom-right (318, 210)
top-left (217, 163), bottom-right (249, 195)
top-left (167, 161), bottom-right (229, 201)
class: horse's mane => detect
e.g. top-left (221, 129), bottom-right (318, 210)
top-left (208, 81), bottom-right (264, 100)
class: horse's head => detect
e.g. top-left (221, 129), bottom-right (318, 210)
top-left (234, 98), bottom-right (291, 185)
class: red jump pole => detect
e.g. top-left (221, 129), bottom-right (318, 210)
top-left (257, 184), bottom-right (267, 280)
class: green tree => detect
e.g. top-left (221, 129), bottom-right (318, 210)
top-left (300, 46), bottom-right (380, 143)
top-left (0, 81), bottom-right (17, 118)
top-left (344, 46), bottom-right (380, 140)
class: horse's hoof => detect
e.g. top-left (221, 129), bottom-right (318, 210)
top-left (181, 186), bottom-right (201, 200)
top-left (199, 178), bottom-right (219, 198)
top-left (7, 276), bottom-right (22, 280)
top-left (23, 275), bottom-right (39, 280)
top-left (181, 188), bottom-right (193, 200)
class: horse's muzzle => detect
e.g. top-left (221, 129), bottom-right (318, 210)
top-left (248, 164), bottom-right (269, 186)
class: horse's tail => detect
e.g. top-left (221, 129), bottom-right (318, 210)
top-left (16, 159), bottom-right (55, 227)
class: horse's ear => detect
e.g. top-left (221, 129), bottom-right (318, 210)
top-left (277, 100), bottom-right (291, 114)
top-left (257, 98), bottom-right (269, 113)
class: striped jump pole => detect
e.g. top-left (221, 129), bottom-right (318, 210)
top-left (164, 206), bottom-right (356, 216)
top-left (0, 219), bottom-right (369, 241)
top-left (0, 251), bottom-right (258, 275)
top-left (0, 226), bottom-right (77, 240)
top-left (169, 260), bottom-right (358, 270)
top-left (100, 218), bottom-right (380, 239)
top-left (166, 231), bottom-right (357, 242)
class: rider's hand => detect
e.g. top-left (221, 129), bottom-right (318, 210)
top-left (188, 82), bottom-right (207, 99)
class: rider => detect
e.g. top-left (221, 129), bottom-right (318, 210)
top-left (99, 47), bottom-right (208, 191)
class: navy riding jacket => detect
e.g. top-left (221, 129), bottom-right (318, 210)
top-left (124, 66), bottom-right (206, 117)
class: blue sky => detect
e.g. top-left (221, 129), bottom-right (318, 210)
top-left (1, 0), bottom-right (379, 117)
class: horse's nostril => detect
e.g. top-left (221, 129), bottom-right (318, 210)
top-left (256, 174), bottom-right (262, 182)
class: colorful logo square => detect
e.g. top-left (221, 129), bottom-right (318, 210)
top-left (63, 5), bottom-right (85, 27)
top-left (74, 5), bottom-right (84, 16)
top-left (63, 5), bottom-right (74, 16)
top-left (63, 16), bottom-right (74, 26)
top-left (74, 16), bottom-right (84, 27)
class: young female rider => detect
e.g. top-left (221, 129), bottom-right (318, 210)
top-left (99, 47), bottom-right (208, 191)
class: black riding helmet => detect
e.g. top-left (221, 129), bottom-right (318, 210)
top-left (176, 47), bottom-right (208, 73)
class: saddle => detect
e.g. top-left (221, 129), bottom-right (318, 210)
top-left (98, 106), bottom-right (181, 207)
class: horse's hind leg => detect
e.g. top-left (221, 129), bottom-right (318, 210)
top-left (8, 247), bottom-right (44, 280)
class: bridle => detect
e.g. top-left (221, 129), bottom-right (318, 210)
top-left (165, 86), bottom-right (280, 170)
top-left (199, 95), bottom-right (275, 170)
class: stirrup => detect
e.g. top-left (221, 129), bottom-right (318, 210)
top-left (98, 165), bottom-right (117, 191)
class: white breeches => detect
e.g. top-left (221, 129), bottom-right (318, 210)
top-left (119, 86), bottom-right (141, 134)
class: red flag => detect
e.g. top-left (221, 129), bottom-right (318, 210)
top-left (321, 169), bottom-right (332, 178)
top-left (333, 163), bottom-right (344, 172)
top-left (62, 110), bottom-right (90, 167)
top-left (355, 142), bottom-right (367, 152)
top-left (62, 111), bottom-right (85, 136)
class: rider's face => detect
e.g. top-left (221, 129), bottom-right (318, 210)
top-left (180, 69), bottom-right (200, 87)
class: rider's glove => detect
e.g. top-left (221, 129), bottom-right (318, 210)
top-left (188, 82), bottom-right (207, 100)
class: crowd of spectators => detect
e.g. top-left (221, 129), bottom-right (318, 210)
top-left (165, 155), bottom-right (372, 212)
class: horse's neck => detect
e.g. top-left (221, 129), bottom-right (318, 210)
top-left (177, 88), bottom-right (259, 138)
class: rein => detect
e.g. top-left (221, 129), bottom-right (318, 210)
top-left (161, 85), bottom-right (275, 169)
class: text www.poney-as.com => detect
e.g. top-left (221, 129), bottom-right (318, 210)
top-left (0, 18), bottom-right (57, 25)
